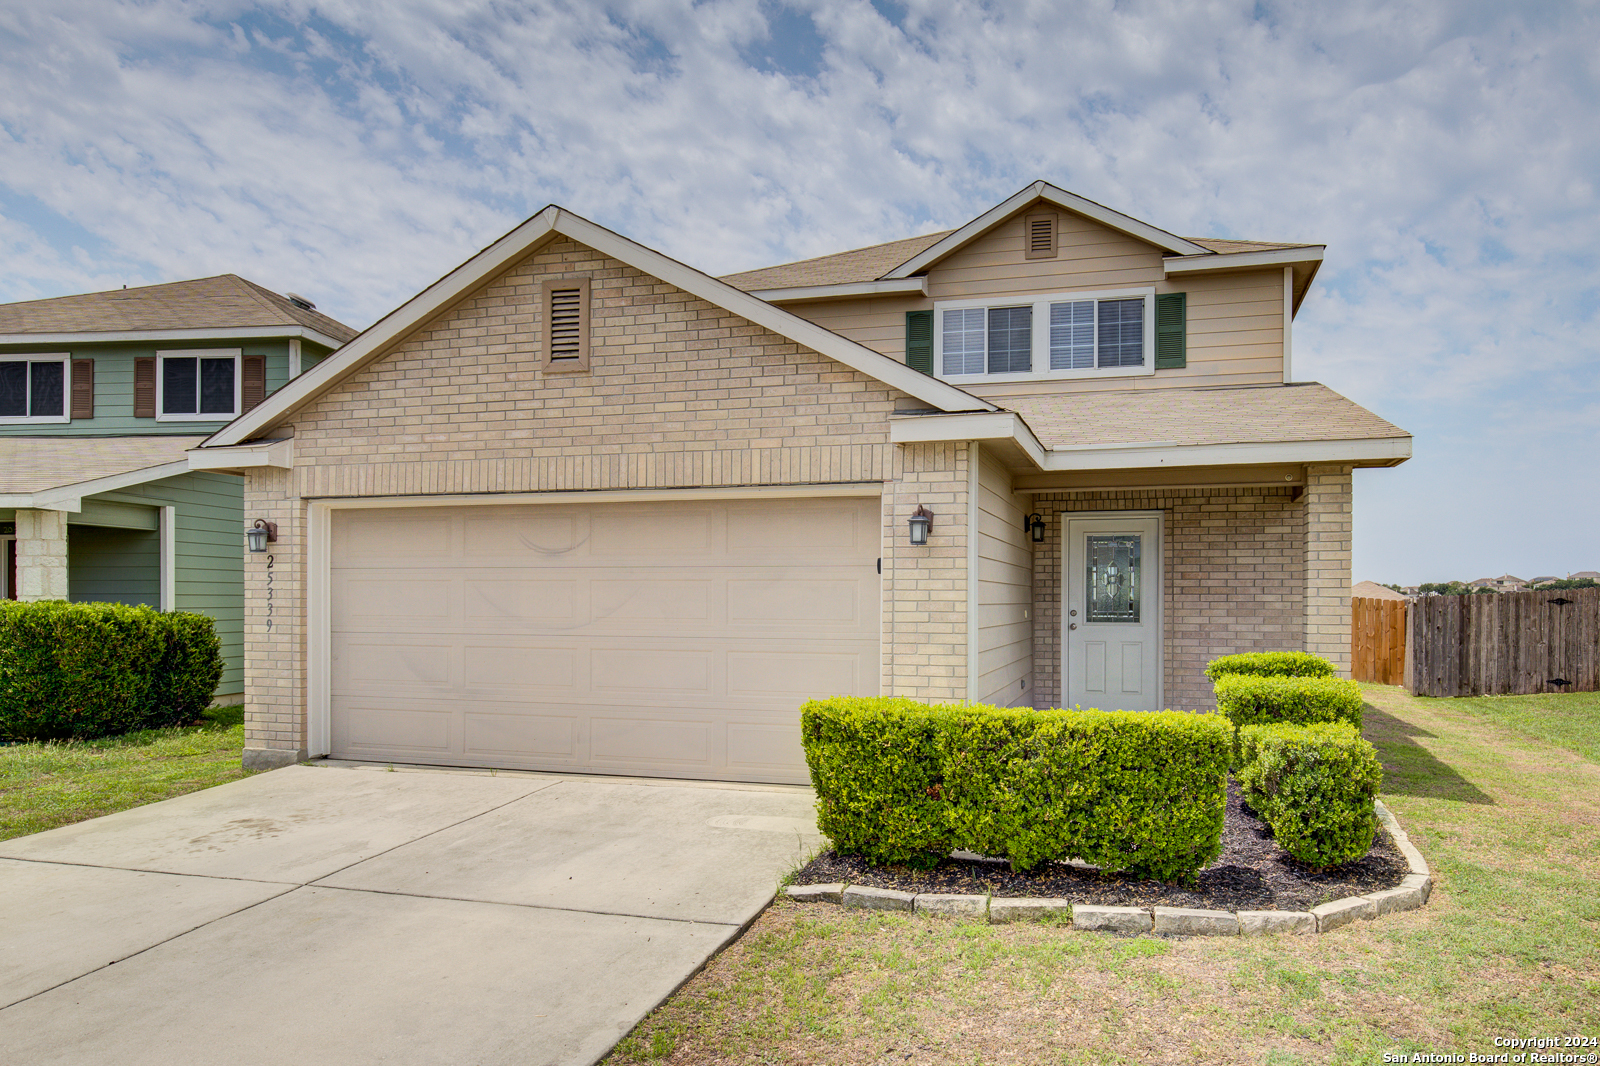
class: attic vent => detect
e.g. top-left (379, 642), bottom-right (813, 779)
top-left (1024, 212), bottom-right (1057, 260)
top-left (541, 276), bottom-right (591, 372)
top-left (285, 292), bottom-right (316, 311)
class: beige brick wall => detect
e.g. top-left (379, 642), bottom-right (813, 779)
top-left (243, 235), bottom-right (982, 749)
top-left (882, 442), bottom-right (972, 701)
top-left (1029, 486), bottom-right (1306, 711)
top-left (1303, 464), bottom-right (1354, 675)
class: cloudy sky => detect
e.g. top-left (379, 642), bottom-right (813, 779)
top-left (1, 0), bottom-right (1595, 583)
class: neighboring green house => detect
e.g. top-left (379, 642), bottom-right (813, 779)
top-left (0, 276), bottom-right (357, 699)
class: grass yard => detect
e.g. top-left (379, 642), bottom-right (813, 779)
top-left (605, 685), bottom-right (1600, 1066)
top-left (0, 705), bottom-right (256, 841)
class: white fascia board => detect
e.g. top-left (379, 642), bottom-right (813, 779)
top-left (0, 325), bottom-right (347, 350)
top-left (1163, 246), bottom-right (1325, 275)
top-left (11, 458), bottom-right (195, 512)
top-left (207, 206), bottom-right (992, 450)
top-left (889, 411), bottom-right (1049, 468)
top-left (187, 438), bottom-right (294, 471)
top-left (883, 182), bottom-right (1209, 280)
top-left (750, 278), bottom-right (929, 302)
top-left (1041, 435), bottom-right (1412, 471)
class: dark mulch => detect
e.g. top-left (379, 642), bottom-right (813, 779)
top-left (792, 781), bottom-right (1409, 912)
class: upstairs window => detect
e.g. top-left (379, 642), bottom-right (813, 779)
top-left (933, 289), bottom-right (1158, 383)
top-left (156, 350), bottom-right (240, 421)
top-left (0, 356), bottom-right (69, 423)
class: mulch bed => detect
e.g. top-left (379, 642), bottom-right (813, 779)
top-left (792, 781), bottom-right (1410, 912)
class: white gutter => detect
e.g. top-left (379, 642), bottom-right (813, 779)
top-left (0, 324), bottom-right (348, 350)
top-left (0, 458), bottom-right (193, 513)
top-left (1163, 246), bottom-right (1324, 274)
top-left (187, 438), bottom-right (295, 472)
top-left (750, 278), bottom-right (929, 303)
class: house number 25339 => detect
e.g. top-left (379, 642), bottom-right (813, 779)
top-left (264, 553), bottom-right (274, 634)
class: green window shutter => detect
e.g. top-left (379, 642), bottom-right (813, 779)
top-left (905, 310), bottom-right (933, 375)
top-left (1155, 292), bottom-right (1186, 369)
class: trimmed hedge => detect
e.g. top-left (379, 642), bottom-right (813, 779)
top-left (1237, 721), bottom-right (1382, 869)
top-left (801, 697), bottom-right (1232, 881)
top-left (1213, 674), bottom-right (1364, 736)
top-left (0, 601), bottom-right (223, 741)
top-left (1204, 651), bottom-right (1335, 681)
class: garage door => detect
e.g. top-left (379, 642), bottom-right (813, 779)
top-left (329, 495), bottom-right (880, 783)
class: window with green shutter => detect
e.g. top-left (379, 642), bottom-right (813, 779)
top-left (905, 310), bottom-right (933, 375)
top-left (1155, 292), bottom-right (1186, 369)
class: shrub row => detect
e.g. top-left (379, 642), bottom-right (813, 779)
top-left (1237, 722), bottom-right (1382, 869)
top-left (0, 601), bottom-right (223, 741)
top-left (1204, 651), bottom-right (1336, 681)
top-left (801, 697), bottom-right (1232, 882)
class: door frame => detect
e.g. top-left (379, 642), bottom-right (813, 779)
top-left (1060, 509), bottom-right (1164, 712)
top-left (304, 482), bottom-right (885, 759)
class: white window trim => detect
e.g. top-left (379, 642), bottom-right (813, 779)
top-left (933, 287), bottom-right (1157, 385)
top-left (0, 353), bottom-right (71, 424)
top-left (155, 349), bottom-right (242, 422)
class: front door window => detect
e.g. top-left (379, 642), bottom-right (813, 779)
top-left (1085, 534), bottom-right (1141, 623)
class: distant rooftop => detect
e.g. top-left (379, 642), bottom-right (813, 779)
top-left (0, 275), bottom-right (359, 343)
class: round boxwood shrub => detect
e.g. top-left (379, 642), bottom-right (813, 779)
top-left (0, 601), bottom-right (223, 741)
top-left (1237, 721), bottom-right (1382, 870)
top-left (1204, 651), bottom-right (1336, 681)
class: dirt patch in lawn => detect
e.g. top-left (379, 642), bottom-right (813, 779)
top-left (792, 780), bottom-right (1409, 912)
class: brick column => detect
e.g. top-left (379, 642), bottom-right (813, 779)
top-left (882, 441), bottom-right (971, 701)
top-left (1303, 464), bottom-right (1353, 675)
top-left (242, 468), bottom-right (308, 769)
top-left (14, 508), bottom-right (69, 601)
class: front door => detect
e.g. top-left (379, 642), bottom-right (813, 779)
top-left (1064, 514), bottom-right (1161, 711)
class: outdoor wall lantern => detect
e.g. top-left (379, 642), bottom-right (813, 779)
top-left (245, 519), bottom-right (278, 553)
top-left (907, 505), bottom-right (934, 546)
top-left (1025, 513), bottom-right (1045, 543)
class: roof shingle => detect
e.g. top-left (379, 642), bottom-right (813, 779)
top-left (0, 275), bottom-right (359, 343)
top-left (0, 436), bottom-right (200, 494)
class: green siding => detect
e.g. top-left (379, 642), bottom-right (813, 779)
top-left (68, 525), bottom-right (160, 606)
top-left (96, 471), bottom-right (246, 696)
top-left (0, 337), bottom-right (336, 437)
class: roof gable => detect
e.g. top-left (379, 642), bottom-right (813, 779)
top-left (203, 208), bottom-right (994, 447)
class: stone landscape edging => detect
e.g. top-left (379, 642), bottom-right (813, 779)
top-left (781, 800), bottom-right (1430, 936)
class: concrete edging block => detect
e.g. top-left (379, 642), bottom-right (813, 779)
top-left (914, 893), bottom-right (987, 918)
top-left (1363, 884), bottom-right (1424, 915)
top-left (841, 885), bottom-right (916, 912)
top-left (1071, 906), bottom-right (1152, 934)
top-left (784, 883), bottom-right (845, 904)
top-left (1401, 873), bottom-right (1432, 903)
top-left (1237, 910), bottom-right (1316, 935)
top-left (988, 897), bottom-right (1072, 924)
top-left (1152, 906), bottom-right (1239, 936)
top-left (1312, 895), bottom-right (1376, 932)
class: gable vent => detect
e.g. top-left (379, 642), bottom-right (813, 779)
top-left (1024, 212), bottom-right (1057, 260)
top-left (541, 276), bottom-right (591, 372)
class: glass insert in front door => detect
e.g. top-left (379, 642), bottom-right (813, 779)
top-left (1085, 534), bottom-right (1141, 623)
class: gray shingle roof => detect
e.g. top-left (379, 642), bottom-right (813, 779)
top-left (0, 275), bottom-right (359, 343)
top-left (0, 436), bottom-right (200, 494)
top-left (1004, 383), bottom-right (1409, 450)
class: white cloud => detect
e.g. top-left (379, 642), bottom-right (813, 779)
top-left (0, 0), bottom-right (1596, 578)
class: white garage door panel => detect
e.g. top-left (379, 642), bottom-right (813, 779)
top-left (330, 497), bottom-right (879, 783)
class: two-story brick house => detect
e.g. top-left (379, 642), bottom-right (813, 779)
top-left (0, 276), bottom-right (356, 697)
top-left (194, 182), bottom-right (1410, 776)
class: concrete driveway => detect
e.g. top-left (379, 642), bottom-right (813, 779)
top-left (0, 762), bottom-right (821, 1066)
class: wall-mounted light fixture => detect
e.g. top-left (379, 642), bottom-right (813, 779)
top-left (907, 505), bottom-right (934, 546)
top-left (245, 519), bottom-right (278, 553)
top-left (1025, 513), bottom-right (1045, 543)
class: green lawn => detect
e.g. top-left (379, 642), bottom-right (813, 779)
top-left (605, 685), bottom-right (1600, 1066)
top-left (0, 705), bottom-right (257, 842)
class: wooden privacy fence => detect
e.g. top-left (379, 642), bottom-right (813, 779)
top-left (1407, 587), bottom-right (1600, 697)
top-left (1352, 596), bottom-right (1407, 685)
